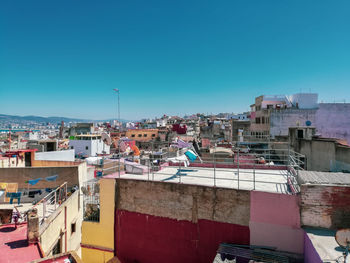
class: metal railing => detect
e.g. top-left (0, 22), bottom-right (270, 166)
top-left (31, 182), bottom-right (68, 224)
top-left (81, 181), bottom-right (100, 222)
top-left (114, 142), bottom-right (305, 195)
top-left (30, 182), bottom-right (67, 225)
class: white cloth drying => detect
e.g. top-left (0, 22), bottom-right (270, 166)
top-left (167, 155), bottom-right (190, 167)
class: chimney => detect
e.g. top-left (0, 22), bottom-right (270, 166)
top-left (27, 208), bottom-right (39, 243)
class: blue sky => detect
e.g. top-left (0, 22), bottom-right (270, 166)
top-left (1, 0), bottom-right (349, 120)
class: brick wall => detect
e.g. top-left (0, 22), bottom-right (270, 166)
top-left (300, 185), bottom-right (350, 229)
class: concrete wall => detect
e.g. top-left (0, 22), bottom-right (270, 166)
top-left (35, 150), bottom-right (75, 162)
top-left (315, 103), bottom-right (350, 144)
top-left (39, 191), bottom-right (82, 256)
top-left (270, 109), bottom-right (316, 137)
top-left (298, 139), bottom-right (335, 171)
top-left (0, 167), bottom-right (79, 188)
top-left (116, 179), bottom-right (250, 226)
top-left (296, 139), bottom-right (350, 172)
top-left (81, 179), bottom-right (115, 263)
top-left (115, 179), bottom-right (250, 263)
top-left (249, 191), bottom-right (303, 254)
top-left (300, 184), bottom-right (350, 229)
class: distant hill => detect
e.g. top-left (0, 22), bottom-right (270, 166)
top-left (0, 114), bottom-right (132, 125)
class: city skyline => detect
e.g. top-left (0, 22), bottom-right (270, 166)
top-left (1, 0), bottom-right (350, 119)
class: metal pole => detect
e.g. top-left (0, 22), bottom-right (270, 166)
top-left (151, 140), bottom-right (154, 181)
top-left (54, 191), bottom-right (57, 210)
top-left (237, 149), bottom-right (240, 190)
top-left (213, 143), bottom-right (216, 187)
top-left (113, 89), bottom-right (121, 178)
top-left (118, 90), bottom-right (120, 178)
top-left (253, 163), bottom-right (256, 190)
top-left (179, 161), bottom-right (181, 183)
top-left (147, 159), bottom-right (150, 181)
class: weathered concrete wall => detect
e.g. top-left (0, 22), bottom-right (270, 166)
top-left (315, 103), bottom-right (350, 144)
top-left (300, 185), bottom-right (350, 229)
top-left (116, 179), bottom-right (250, 225)
top-left (249, 191), bottom-right (303, 254)
top-left (333, 145), bottom-right (350, 172)
top-left (115, 179), bottom-right (250, 263)
top-left (35, 150), bottom-right (75, 162)
top-left (298, 139), bottom-right (336, 171)
top-left (32, 160), bottom-right (82, 167)
top-left (0, 167), bottom-right (79, 188)
top-left (270, 109), bottom-right (316, 138)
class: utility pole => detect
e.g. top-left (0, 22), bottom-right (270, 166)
top-left (113, 89), bottom-right (120, 178)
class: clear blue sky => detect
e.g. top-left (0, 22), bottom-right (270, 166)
top-left (1, 0), bottom-right (349, 120)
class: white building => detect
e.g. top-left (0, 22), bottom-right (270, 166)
top-left (69, 134), bottom-right (110, 157)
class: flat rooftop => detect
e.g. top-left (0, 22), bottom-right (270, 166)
top-left (0, 202), bottom-right (57, 225)
top-left (108, 166), bottom-right (292, 194)
top-left (0, 223), bottom-right (42, 263)
top-left (305, 228), bottom-right (345, 263)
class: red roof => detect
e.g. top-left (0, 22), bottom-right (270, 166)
top-left (0, 223), bottom-right (42, 263)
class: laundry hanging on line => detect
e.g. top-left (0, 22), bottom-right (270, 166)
top-left (26, 175), bottom-right (59, 185)
top-left (28, 190), bottom-right (42, 198)
top-left (45, 175), bottom-right (58, 182)
top-left (27, 178), bottom-right (42, 186)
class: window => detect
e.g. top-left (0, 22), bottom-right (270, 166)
top-left (85, 146), bottom-right (89, 150)
top-left (70, 146), bottom-right (74, 149)
top-left (262, 117), bottom-right (265, 124)
top-left (297, 130), bottom-right (304, 139)
top-left (152, 134), bottom-right (156, 137)
top-left (255, 117), bottom-right (260, 124)
top-left (138, 134), bottom-right (142, 137)
top-left (131, 134), bottom-right (135, 138)
top-left (143, 134), bottom-right (147, 137)
top-left (71, 222), bottom-right (76, 235)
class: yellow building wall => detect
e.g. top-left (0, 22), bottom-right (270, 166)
top-left (82, 178), bottom-right (115, 263)
top-left (81, 247), bottom-right (114, 263)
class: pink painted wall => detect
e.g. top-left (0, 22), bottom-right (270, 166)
top-left (249, 191), bottom-right (303, 254)
top-left (249, 221), bottom-right (304, 254)
top-left (250, 191), bottom-right (300, 228)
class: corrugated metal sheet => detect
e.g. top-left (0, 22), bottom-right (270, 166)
top-left (298, 170), bottom-right (350, 185)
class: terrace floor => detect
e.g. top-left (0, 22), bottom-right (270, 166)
top-left (106, 166), bottom-right (292, 194)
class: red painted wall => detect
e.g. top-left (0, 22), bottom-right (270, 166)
top-left (115, 210), bottom-right (250, 263)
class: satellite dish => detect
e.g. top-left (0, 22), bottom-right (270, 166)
top-left (101, 133), bottom-right (112, 145)
top-left (336, 229), bottom-right (350, 248)
top-left (306, 120), bottom-right (312, 126)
